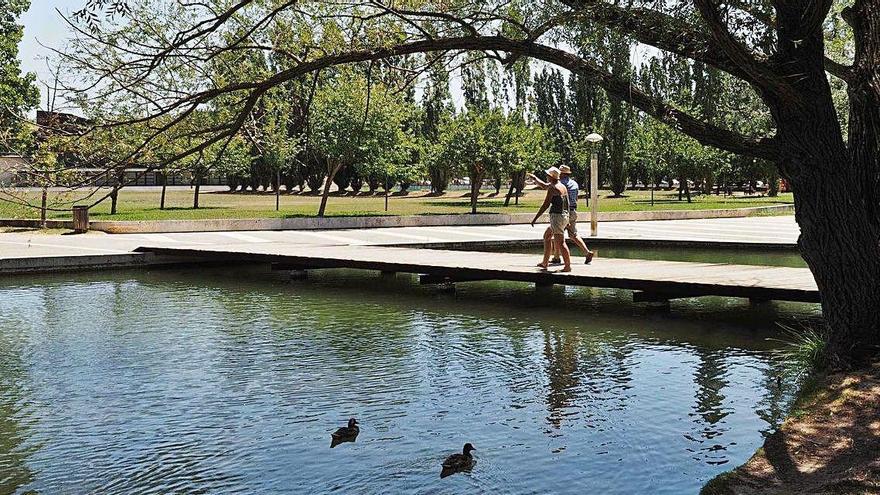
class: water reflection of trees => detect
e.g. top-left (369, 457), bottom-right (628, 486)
top-left (0, 346), bottom-right (36, 494)
top-left (754, 359), bottom-right (793, 435)
top-left (541, 325), bottom-right (634, 431)
top-left (543, 327), bottom-right (581, 429)
top-left (0, 286), bottom-right (44, 493)
top-left (688, 348), bottom-right (732, 464)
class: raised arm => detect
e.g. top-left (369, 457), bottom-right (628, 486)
top-left (528, 173), bottom-right (550, 190)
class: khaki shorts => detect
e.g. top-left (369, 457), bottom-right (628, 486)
top-left (549, 212), bottom-right (569, 235)
top-left (567, 210), bottom-right (578, 236)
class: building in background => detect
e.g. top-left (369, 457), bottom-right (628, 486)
top-left (0, 154), bottom-right (29, 186)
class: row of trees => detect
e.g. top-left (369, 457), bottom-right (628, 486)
top-left (211, 49), bottom-right (785, 208)
top-left (2, 0), bottom-right (877, 363)
top-left (4, 2), bottom-right (789, 221)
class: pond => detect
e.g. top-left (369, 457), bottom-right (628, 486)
top-left (0, 265), bottom-right (819, 494)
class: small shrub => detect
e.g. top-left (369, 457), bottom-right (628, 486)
top-left (771, 322), bottom-right (829, 372)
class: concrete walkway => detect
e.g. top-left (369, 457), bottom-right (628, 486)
top-left (0, 216), bottom-right (800, 273)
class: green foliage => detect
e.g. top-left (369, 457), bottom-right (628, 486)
top-left (311, 73), bottom-right (405, 172)
top-left (772, 323), bottom-right (830, 372)
top-left (48, 0), bottom-right (790, 208)
top-left (427, 109), bottom-right (558, 210)
top-left (0, 0), bottom-right (39, 154)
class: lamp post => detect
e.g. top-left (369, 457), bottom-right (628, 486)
top-left (585, 132), bottom-right (603, 237)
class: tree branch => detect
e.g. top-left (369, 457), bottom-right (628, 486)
top-left (148, 35), bottom-right (781, 160)
top-left (692, 0), bottom-right (797, 99)
top-left (559, 0), bottom-right (755, 81)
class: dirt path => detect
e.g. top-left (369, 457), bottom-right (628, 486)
top-left (703, 363), bottom-right (880, 494)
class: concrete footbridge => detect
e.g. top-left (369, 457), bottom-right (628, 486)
top-left (134, 243), bottom-right (819, 304)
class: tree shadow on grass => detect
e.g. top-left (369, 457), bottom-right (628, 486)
top-left (628, 199), bottom-right (702, 205)
top-left (89, 206), bottom-right (227, 219)
top-left (415, 211), bottom-right (502, 216)
top-left (206, 189), bottom-right (274, 195)
top-left (713, 370), bottom-right (880, 494)
top-left (428, 199), bottom-right (517, 208)
top-left (146, 206), bottom-right (226, 211)
top-left (278, 212), bottom-right (395, 219)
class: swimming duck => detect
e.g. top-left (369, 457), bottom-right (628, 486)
top-left (330, 418), bottom-right (359, 448)
top-left (442, 443), bottom-right (476, 470)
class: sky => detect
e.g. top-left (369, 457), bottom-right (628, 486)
top-left (17, 0), bottom-right (476, 115)
top-left (16, 0), bottom-right (472, 114)
top-left (18, 0), bottom-right (82, 111)
top-left (16, 1), bottom-right (651, 115)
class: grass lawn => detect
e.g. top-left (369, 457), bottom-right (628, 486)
top-left (0, 186), bottom-right (794, 221)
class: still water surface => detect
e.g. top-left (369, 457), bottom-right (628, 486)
top-left (0, 266), bottom-right (819, 494)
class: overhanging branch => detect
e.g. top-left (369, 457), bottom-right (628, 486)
top-left (165, 35), bottom-right (781, 160)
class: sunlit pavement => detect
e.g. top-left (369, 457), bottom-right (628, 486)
top-left (0, 215), bottom-right (799, 261)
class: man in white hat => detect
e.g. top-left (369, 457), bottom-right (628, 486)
top-left (529, 165), bottom-right (595, 264)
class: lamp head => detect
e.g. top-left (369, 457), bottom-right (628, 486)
top-left (585, 133), bottom-right (604, 144)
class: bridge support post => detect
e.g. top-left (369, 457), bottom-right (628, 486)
top-left (288, 269), bottom-right (308, 281)
top-left (644, 300), bottom-right (671, 311)
top-left (271, 263), bottom-right (310, 281)
top-left (419, 273), bottom-right (487, 285)
top-left (418, 274), bottom-right (458, 293)
top-left (633, 291), bottom-right (669, 303)
top-left (438, 281), bottom-right (456, 293)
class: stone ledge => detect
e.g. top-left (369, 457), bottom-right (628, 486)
top-left (0, 252), bottom-right (216, 274)
top-left (0, 219), bottom-right (75, 229)
top-left (81, 204), bottom-right (794, 234)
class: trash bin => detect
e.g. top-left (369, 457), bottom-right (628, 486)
top-left (72, 205), bottom-right (89, 233)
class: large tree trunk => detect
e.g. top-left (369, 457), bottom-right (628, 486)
top-left (759, 0), bottom-right (880, 366)
top-left (806, 0), bottom-right (880, 364)
top-left (318, 161), bottom-right (343, 217)
top-left (791, 167), bottom-right (880, 366)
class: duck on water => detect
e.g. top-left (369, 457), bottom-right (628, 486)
top-left (330, 418), bottom-right (359, 448)
top-left (440, 443), bottom-right (476, 478)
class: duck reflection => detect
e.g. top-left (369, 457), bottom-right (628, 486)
top-left (755, 361), bottom-right (793, 433)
